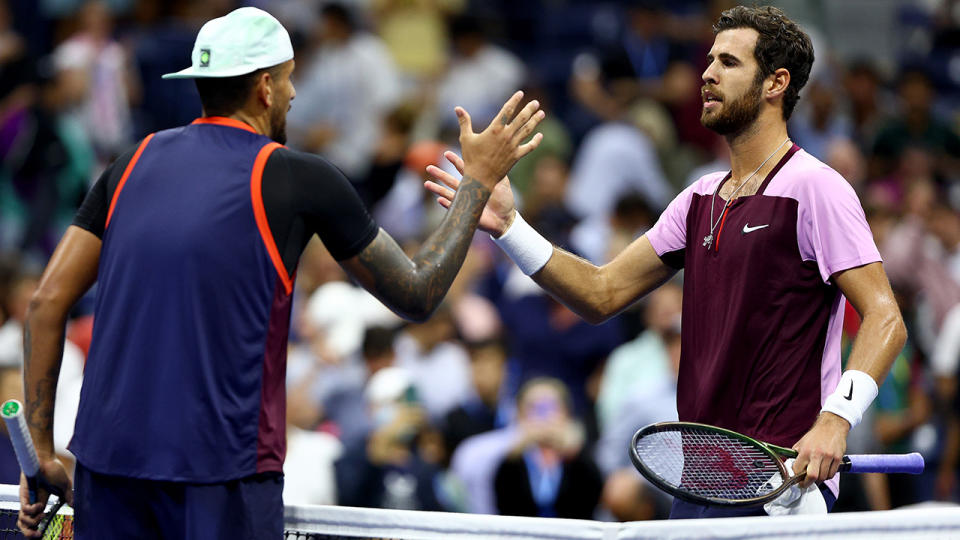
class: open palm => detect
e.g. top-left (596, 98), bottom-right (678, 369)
top-left (425, 150), bottom-right (517, 237)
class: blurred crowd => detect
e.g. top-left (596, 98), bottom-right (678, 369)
top-left (1, 0), bottom-right (960, 521)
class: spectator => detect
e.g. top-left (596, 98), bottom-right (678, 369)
top-left (335, 366), bottom-right (444, 511)
top-left (441, 337), bottom-right (508, 457)
top-left (494, 377), bottom-right (603, 519)
top-left (789, 76), bottom-right (852, 161)
top-left (370, 0), bottom-right (463, 88)
top-left (564, 115), bottom-right (673, 224)
top-left (394, 303), bottom-right (472, 422)
top-left (288, 2), bottom-right (402, 179)
top-left (872, 67), bottom-right (960, 179)
top-left (434, 15), bottom-right (525, 135)
top-left (52, 0), bottom-right (138, 166)
top-left (283, 364), bottom-right (343, 505)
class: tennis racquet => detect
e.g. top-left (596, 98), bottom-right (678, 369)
top-left (629, 421), bottom-right (925, 507)
top-left (1, 399), bottom-right (66, 536)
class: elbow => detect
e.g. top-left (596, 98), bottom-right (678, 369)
top-left (25, 286), bottom-right (68, 328)
top-left (399, 306), bottom-right (433, 324)
top-left (579, 304), bottom-right (613, 326)
top-left (891, 310), bottom-right (908, 351)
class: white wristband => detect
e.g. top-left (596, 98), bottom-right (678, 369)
top-left (491, 212), bottom-right (554, 275)
top-left (820, 370), bottom-right (878, 429)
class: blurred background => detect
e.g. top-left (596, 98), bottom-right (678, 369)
top-left (0, 0), bottom-right (959, 520)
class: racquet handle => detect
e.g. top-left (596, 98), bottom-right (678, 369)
top-left (1, 400), bottom-right (41, 503)
top-left (841, 452), bottom-right (925, 474)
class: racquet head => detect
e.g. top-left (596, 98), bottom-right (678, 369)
top-left (629, 421), bottom-right (802, 507)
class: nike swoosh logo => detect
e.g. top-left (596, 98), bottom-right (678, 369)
top-left (844, 380), bottom-right (853, 401)
top-left (742, 223), bottom-right (769, 234)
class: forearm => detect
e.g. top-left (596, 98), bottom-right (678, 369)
top-left (532, 249), bottom-right (620, 324)
top-left (531, 237), bottom-right (674, 325)
top-left (22, 303), bottom-right (68, 459)
top-left (844, 305), bottom-right (907, 384)
top-left (354, 175), bottom-right (491, 321)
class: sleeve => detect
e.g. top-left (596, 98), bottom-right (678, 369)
top-left (71, 165), bottom-right (112, 238)
top-left (645, 183), bottom-right (698, 269)
top-left (71, 143), bottom-right (140, 238)
top-left (270, 148), bottom-right (379, 261)
top-left (797, 168), bottom-right (882, 283)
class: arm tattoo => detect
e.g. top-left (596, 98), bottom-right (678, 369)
top-left (355, 175), bottom-right (490, 321)
top-left (22, 319), bottom-right (63, 451)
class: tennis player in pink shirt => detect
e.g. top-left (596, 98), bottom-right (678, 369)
top-left (427, 5), bottom-right (906, 518)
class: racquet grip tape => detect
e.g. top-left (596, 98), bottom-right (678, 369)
top-left (845, 452), bottom-right (925, 474)
top-left (1, 400), bottom-right (40, 478)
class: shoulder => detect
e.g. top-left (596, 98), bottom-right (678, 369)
top-left (766, 148), bottom-right (858, 203)
top-left (689, 170), bottom-right (727, 196)
top-left (268, 147), bottom-right (346, 179)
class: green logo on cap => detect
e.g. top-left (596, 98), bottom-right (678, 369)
top-left (1, 400), bottom-right (20, 418)
top-left (200, 49), bottom-right (211, 67)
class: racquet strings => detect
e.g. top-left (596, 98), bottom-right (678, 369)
top-left (634, 426), bottom-right (786, 501)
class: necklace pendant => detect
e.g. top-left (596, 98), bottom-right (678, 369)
top-left (703, 234), bottom-right (713, 248)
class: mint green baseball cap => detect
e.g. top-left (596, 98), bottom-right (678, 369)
top-left (162, 7), bottom-right (293, 79)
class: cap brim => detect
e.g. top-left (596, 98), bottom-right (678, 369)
top-left (161, 65), bottom-right (261, 80)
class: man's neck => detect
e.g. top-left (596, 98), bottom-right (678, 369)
top-left (228, 110), bottom-right (270, 138)
top-left (726, 116), bottom-right (791, 182)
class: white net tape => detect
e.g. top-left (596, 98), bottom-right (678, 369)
top-left (2, 484), bottom-right (959, 539)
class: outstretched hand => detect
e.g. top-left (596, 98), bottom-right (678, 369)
top-left (425, 151), bottom-right (517, 237)
top-left (455, 91), bottom-right (544, 191)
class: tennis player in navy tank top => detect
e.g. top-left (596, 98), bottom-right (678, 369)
top-left (17, 7), bottom-right (547, 538)
top-left (426, 5), bottom-right (907, 518)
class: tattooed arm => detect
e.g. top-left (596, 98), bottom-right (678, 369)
top-left (18, 226), bottom-right (96, 529)
top-left (340, 92), bottom-right (545, 321)
top-left (23, 227), bottom-right (99, 458)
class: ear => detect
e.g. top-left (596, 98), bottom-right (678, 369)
top-left (255, 71), bottom-right (274, 109)
top-left (766, 67), bottom-right (791, 101)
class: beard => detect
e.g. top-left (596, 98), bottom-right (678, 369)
top-left (269, 102), bottom-right (287, 145)
top-left (701, 75), bottom-right (764, 136)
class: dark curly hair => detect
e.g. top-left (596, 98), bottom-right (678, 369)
top-left (713, 5), bottom-right (814, 120)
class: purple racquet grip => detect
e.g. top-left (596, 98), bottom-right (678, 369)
top-left (845, 453), bottom-right (925, 474)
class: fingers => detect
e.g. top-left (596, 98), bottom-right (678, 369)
top-left (424, 180), bottom-right (456, 202)
top-left (513, 108), bottom-right (545, 144)
top-left (515, 132), bottom-right (545, 159)
top-left (508, 99), bottom-right (541, 137)
top-left (489, 90), bottom-right (524, 131)
top-left (799, 453), bottom-right (839, 488)
top-left (18, 502), bottom-right (45, 536)
top-left (455, 106), bottom-right (473, 136)
top-left (444, 151), bottom-right (465, 175)
top-left (425, 164), bottom-right (461, 190)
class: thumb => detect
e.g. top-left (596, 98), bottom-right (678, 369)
top-left (455, 106), bottom-right (473, 136)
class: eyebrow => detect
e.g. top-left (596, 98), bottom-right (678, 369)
top-left (706, 52), bottom-right (742, 65)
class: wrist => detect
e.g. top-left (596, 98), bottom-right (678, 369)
top-left (820, 370), bottom-right (879, 430)
top-left (493, 209), bottom-right (517, 239)
top-left (818, 410), bottom-right (853, 432)
top-left (491, 211), bottom-right (553, 275)
top-left (462, 166), bottom-right (498, 190)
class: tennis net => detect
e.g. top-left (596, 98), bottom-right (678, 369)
top-left (2, 484), bottom-right (960, 539)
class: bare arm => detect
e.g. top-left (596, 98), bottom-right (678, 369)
top-left (793, 261), bottom-right (907, 487)
top-left (424, 152), bottom-right (675, 324)
top-left (531, 235), bottom-right (676, 324)
top-left (339, 176), bottom-right (491, 322)
top-left (341, 92), bottom-right (545, 322)
top-left (24, 226), bottom-right (100, 458)
top-left (18, 226), bottom-right (97, 531)
top-left (835, 262), bottom-right (907, 383)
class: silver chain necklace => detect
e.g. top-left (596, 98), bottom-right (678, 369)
top-left (703, 138), bottom-right (790, 250)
